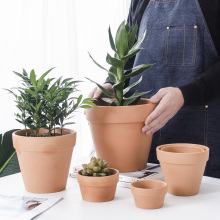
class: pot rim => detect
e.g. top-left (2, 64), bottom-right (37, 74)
top-left (131, 180), bottom-right (167, 198)
top-left (156, 143), bottom-right (209, 164)
top-left (13, 128), bottom-right (76, 138)
top-left (157, 143), bottom-right (208, 154)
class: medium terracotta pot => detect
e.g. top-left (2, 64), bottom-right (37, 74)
top-left (85, 99), bottom-right (156, 172)
top-left (77, 168), bottom-right (119, 202)
top-left (131, 179), bottom-right (167, 209)
top-left (12, 128), bottom-right (76, 193)
top-left (157, 143), bottom-right (209, 196)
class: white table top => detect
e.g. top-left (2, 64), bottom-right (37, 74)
top-left (0, 173), bottom-right (220, 220)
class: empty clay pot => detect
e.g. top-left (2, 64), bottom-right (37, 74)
top-left (131, 179), bottom-right (167, 209)
top-left (157, 143), bottom-right (209, 196)
top-left (77, 168), bottom-right (119, 202)
top-left (85, 99), bottom-right (156, 172)
top-left (12, 128), bottom-right (76, 193)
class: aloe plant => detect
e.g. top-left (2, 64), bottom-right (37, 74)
top-left (87, 21), bottom-right (154, 106)
top-left (6, 68), bottom-right (96, 136)
top-left (81, 157), bottom-right (110, 177)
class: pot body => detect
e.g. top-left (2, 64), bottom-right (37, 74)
top-left (157, 143), bottom-right (209, 196)
top-left (131, 179), bottom-right (167, 209)
top-left (77, 168), bottom-right (119, 202)
top-left (12, 128), bottom-right (76, 193)
top-left (86, 99), bottom-right (156, 172)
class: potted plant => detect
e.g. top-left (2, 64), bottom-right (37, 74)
top-left (6, 68), bottom-right (95, 193)
top-left (156, 143), bottom-right (209, 196)
top-left (85, 21), bottom-right (156, 172)
top-left (77, 157), bottom-right (119, 202)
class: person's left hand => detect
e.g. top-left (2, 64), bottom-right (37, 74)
top-left (142, 87), bottom-right (184, 134)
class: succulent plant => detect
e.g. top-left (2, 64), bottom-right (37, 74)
top-left (81, 157), bottom-right (110, 177)
top-left (86, 21), bottom-right (155, 106)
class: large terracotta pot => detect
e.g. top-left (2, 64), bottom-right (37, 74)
top-left (85, 98), bottom-right (156, 172)
top-left (77, 168), bottom-right (119, 202)
top-left (131, 179), bottom-right (167, 209)
top-left (12, 128), bottom-right (76, 193)
top-left (156, 143), bottom-right (209, 196)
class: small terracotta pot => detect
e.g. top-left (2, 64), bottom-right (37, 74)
top-left (77, 168), bottom-right (119, 202)
top-left (157, 143), bottom-right (209, 196)
top-left (131, 180), bottom-right (167, 209)
top-left (85, 99), bottom-right (156, 172)
top-left (12, 128), bottom-right (76, 193)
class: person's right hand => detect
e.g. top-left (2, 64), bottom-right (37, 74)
top-left (88, 83), bottom-right (115, 99)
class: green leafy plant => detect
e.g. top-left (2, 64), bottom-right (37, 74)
top-left (6, 68), bottom-right (96, 137)
top-left (81, 157), bottom-right (110, 177)
top-left (87, 21), bottom-right (154, 106)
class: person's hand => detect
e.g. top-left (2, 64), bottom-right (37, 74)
top-left (142, 87), bottom-right (184, 134)
top-left (88, 83), bottom-right (115, 99)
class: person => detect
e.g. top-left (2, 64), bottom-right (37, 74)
top-left (88, 0), bottom-right (220, 178)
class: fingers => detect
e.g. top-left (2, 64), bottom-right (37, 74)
top-left (150, 88), bottom-right (167, 103)
top-left (142, 87), bottom-right (184, 134)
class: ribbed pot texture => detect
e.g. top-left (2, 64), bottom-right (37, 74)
top-left (157, 143), bottom-right (209, 196)
top-left (86, 99), bottom-right (156, 172)
top-left (12, 128), bottom-right (76, 193)
top-left (77, 168), bottom-right (119, 202)
top-left (131, 179), bottom-right (167, 209)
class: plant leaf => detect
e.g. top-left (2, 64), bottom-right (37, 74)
top-left (30, 69), bottom-right (37, 89)
top-left (123, 75), bottom-right (143, 95)
top-left (101, 98), bottom-right (114, 104)
top-left (129, 30), bottom-right (147, 53)
top-left (115, 21), bottom-right (128, 58)
top-left (85, 77), bottom-right (115, 98)
top-left (124, 64), bottom-right (154, 80)
top-left (106, 53), bottom-right (123, 68)
top-left (108, 26), bottom-right (117, 53)
top-left (128, 22), bottom-right (138, 49)
top-left (37, 67), bottom-right (55, 89)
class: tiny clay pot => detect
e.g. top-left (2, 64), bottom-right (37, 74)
top-left (77, 168), bottom-right (119, 202)
top-left (157, 143), bottom-right (209, 196)
top-left (131, 179), bottom-right (167, 209)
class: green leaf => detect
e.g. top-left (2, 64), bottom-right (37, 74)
top-left (85, 77), bottom-right (115, 98)
top-left (36, 101), bottom-right (43, 113)
top-left (123, 75), bottom-right (143, 95)
top-left (38, 78), bottom-right (54, 91)
top-left (30, 69), bottom-right (37, 89)
top-left (106, 53), bottom-right (123, 68)
top-left (0, 129), bottom-right (20, 177)
top-left (121, 48), bottom-right (142, 61)
top-left (124, 64), bottom-right (154, 80)
top-left (61, 78), bottom-right (73, 85)
top-left (23, 69), bottom-right (28, 77)
top-left (80, 105), bottom-right (92, 109)
top-left (101, 98), bottom-right (114, 104)
top-left (52, 96), bottom-right (62, 103)
top-left (82, 101), bottom-right (97, 107)
top-left (128, 22), bottom-right (138, 49)
top-left (49, 86), bottom-right (58, 95)
top-left (129, 30), bottom-right (146, 53)
top-left (113, 82), bottom-right (125, 91)
top-left (24, 89), bottom-right (35, 96)
top-left (34, 113), bottom-right (40, 122)
top-left (37, 67), bottom-right (55, 88)
top-left (47, 113), bottom-right (52, 121)
top-left (13, 71), bottom-right (27, 80)
top-left (108, 66), bottom-right (117, 83)
top-left (115, 21), bottom-right (128, 58)
top-left (108, 26), bottom-right (117, 53)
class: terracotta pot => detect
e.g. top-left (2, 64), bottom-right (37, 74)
top-left (77, 168), bottom-right (119, 202)
top-left (85, 99), bottom-right (156, 172)
top-left (156, 143), bottom-right (209, 196)
top-left (12, 128), bottom-right (76, 193)
top-left (131, 179), bottom-right (167, 209)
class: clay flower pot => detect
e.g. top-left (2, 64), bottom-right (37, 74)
top-left (131, 179), bottom-right (167, 209)
top-left (85, 99), bottom-right (155, 172)
top-left (12, 128), bottom-right (76, 193)
top-left (77, 168), bottom-right (119, 202)
top-left (157, 143), bottom-right (209, 196)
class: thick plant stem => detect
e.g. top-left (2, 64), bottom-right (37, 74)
top-left (116, 65), bottom-right (124, 106)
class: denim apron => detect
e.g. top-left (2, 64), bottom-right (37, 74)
top-left (127, 0), bottom-right (220, 178)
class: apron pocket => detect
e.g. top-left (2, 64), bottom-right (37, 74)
top-left (165, 24), bottom-right (197, 66)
